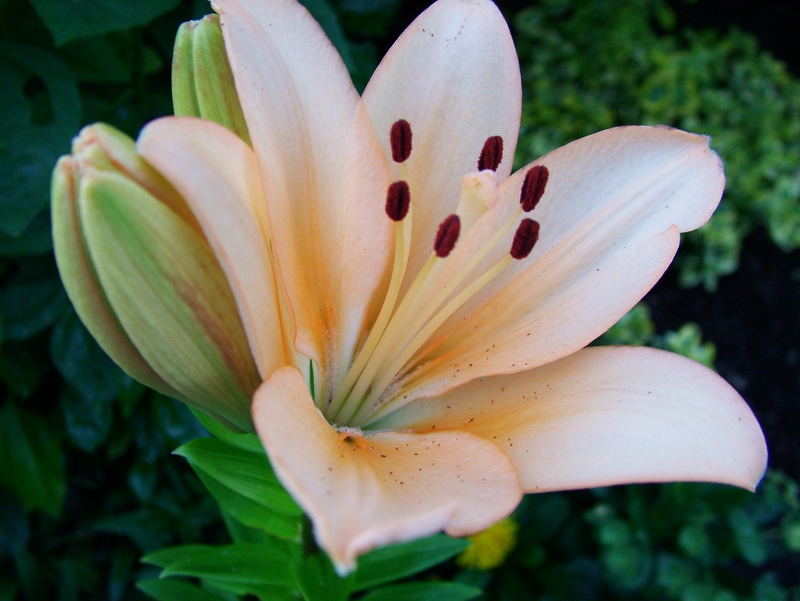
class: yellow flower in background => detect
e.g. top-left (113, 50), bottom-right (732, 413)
top-left (53, 0), bottom-right (767, 574)
top-left (458, 518), bottom-right (519, 570)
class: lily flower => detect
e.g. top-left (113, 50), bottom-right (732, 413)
top-left (54, 0), bottom-right (766, 574)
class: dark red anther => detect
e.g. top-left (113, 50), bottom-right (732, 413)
top-left (434, 214), bottom-right (461, 258)
top-left (519, 165), bottom-right (549, 212)
top-left (390, 119), bottom-right (413, 163)
top-left (385, 181), bottom-right (411, 221)
top-left (477, 135), bottom-right (504, 171)
top-left (510, 219), bottom-right (540, 260)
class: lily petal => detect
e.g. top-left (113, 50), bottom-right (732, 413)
top-left (363, 0), bottom-right (521, 285)
top-left (214, 0), bottom-right (391, 393)
top-left (253, 366), bottom-right (522, 574)
top-left (398, 126), bottom-right (725, 402)
top-left (379, 346), bottom-right (767, 492)
top-left (139, 116), bottom-right (285, 379)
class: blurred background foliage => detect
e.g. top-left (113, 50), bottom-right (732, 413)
top-left (0, 0), bottom-right (798, 599)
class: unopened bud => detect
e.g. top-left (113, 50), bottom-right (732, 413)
top-left (52, 124), bottom-right (259, 431)
top-left (172, 15), bottom-right (250, 144)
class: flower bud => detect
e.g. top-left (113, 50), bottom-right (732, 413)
top-left (172, 14), bottom-right (250, 144)
top-left (52, 123), bottom-right (259, 431)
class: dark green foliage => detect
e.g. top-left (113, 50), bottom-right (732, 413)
top-left (1, 0), bottom-right (798, 600)
top-left (352, 535), bottom-right (470, 591)
top-left (470, 474), bottom-right (800, 600)
top-left (513, 0), bottom-right (800, 290)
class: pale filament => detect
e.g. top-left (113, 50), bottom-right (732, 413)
top-left (328, 126), bottom-right (546, 427)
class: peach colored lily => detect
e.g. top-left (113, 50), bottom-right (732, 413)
top-left (136, 0), bottom-right (765, 573)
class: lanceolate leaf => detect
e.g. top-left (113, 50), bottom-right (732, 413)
top-left (29, 0), bottom-right (181, 45)
top-left (294, 552), bottom-right (351, 601)
top-left (136, 578), bottom-right (229, 601)
top-left (0, 43), bottom-right (79, 237)
top-left (194, 469), bottom-right (302, 542)
top-left (50, 310), bottom-right (122, 404)
top-left (352, 534), bottom-right (471, 591)
top-left (142, 543), bottom-right (295, 587)
top-left (0, 404), bottom-right (65, 516)
top-left (176, 437), bottom-right (301, 516)
top-left (359, 582), bottom-right (482, 601)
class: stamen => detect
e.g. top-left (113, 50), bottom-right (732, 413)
top-left (519, 165), bottom-right (549, 212)
top-left (385, 181), bottom-right (411, 221)
top-left (390, 119), bottom-right (413, 163)
top-left (478, 135), bottom-right (504, 171)
top-left (510, 219), bottom-right (540, 259)
top-left (434, 215), bottom-right (461, 258)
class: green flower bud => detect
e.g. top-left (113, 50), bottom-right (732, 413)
top-left (52, 123), bottom-right (260, 431)
top-left (172, 14), bottom-right (250, 144)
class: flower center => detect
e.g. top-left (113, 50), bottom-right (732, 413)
top-left (324, 121), bottom-right (549, 428)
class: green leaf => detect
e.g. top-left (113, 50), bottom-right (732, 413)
top-left (29, 0), bottom-right (181, 45)
top-left (0, 259), bottom-right (68, 341)
top-left (192, 408), bottom-right (261, 451)
top-left (660, 323), bottom-right (716, 368)
top-left (0, 489), bottom-right (28, 551)
top-left (50, 310), bottom-right (122, 404)
top-left (142, 545), bottom-right (215, 569)
top-left (136, 578), bottom-right (229, 601)
top-left (728, 508), bottom-right (767, 566)
top-left (202, 579), bottom-right (297, 600)
top-left (0, 213), bottom-right (52, 258)
top-left (93, 508), bottom-right (174, 552)
top-left (0, 43), bottom-right (79, 237)
top-left (60, 32), bottom-right (162, 84)
top-left (353, 534), bottom-right (470, 591)
top-left (109, 546), bottom-right (135, 601)
top-left (142, 543), bottom-right (294, 588)
top-left (0, 403), bottom-right (65, 516)
top-left (12, 544), bottom-right (48, 601)
top-left (294, 552), bottom-right (351, 601)
top-left (0, 340), bottom-right (48, 398)
top-left (194, 469), bottom-right (302, 542)
top-left (176, 437), bottom-right (301, 517)
top-left (360, 581), bottom-right (482, 601)
top-left (0, 579), bottom-right (17, 601)
top-left (60, 386), bottom-right (113, 453)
